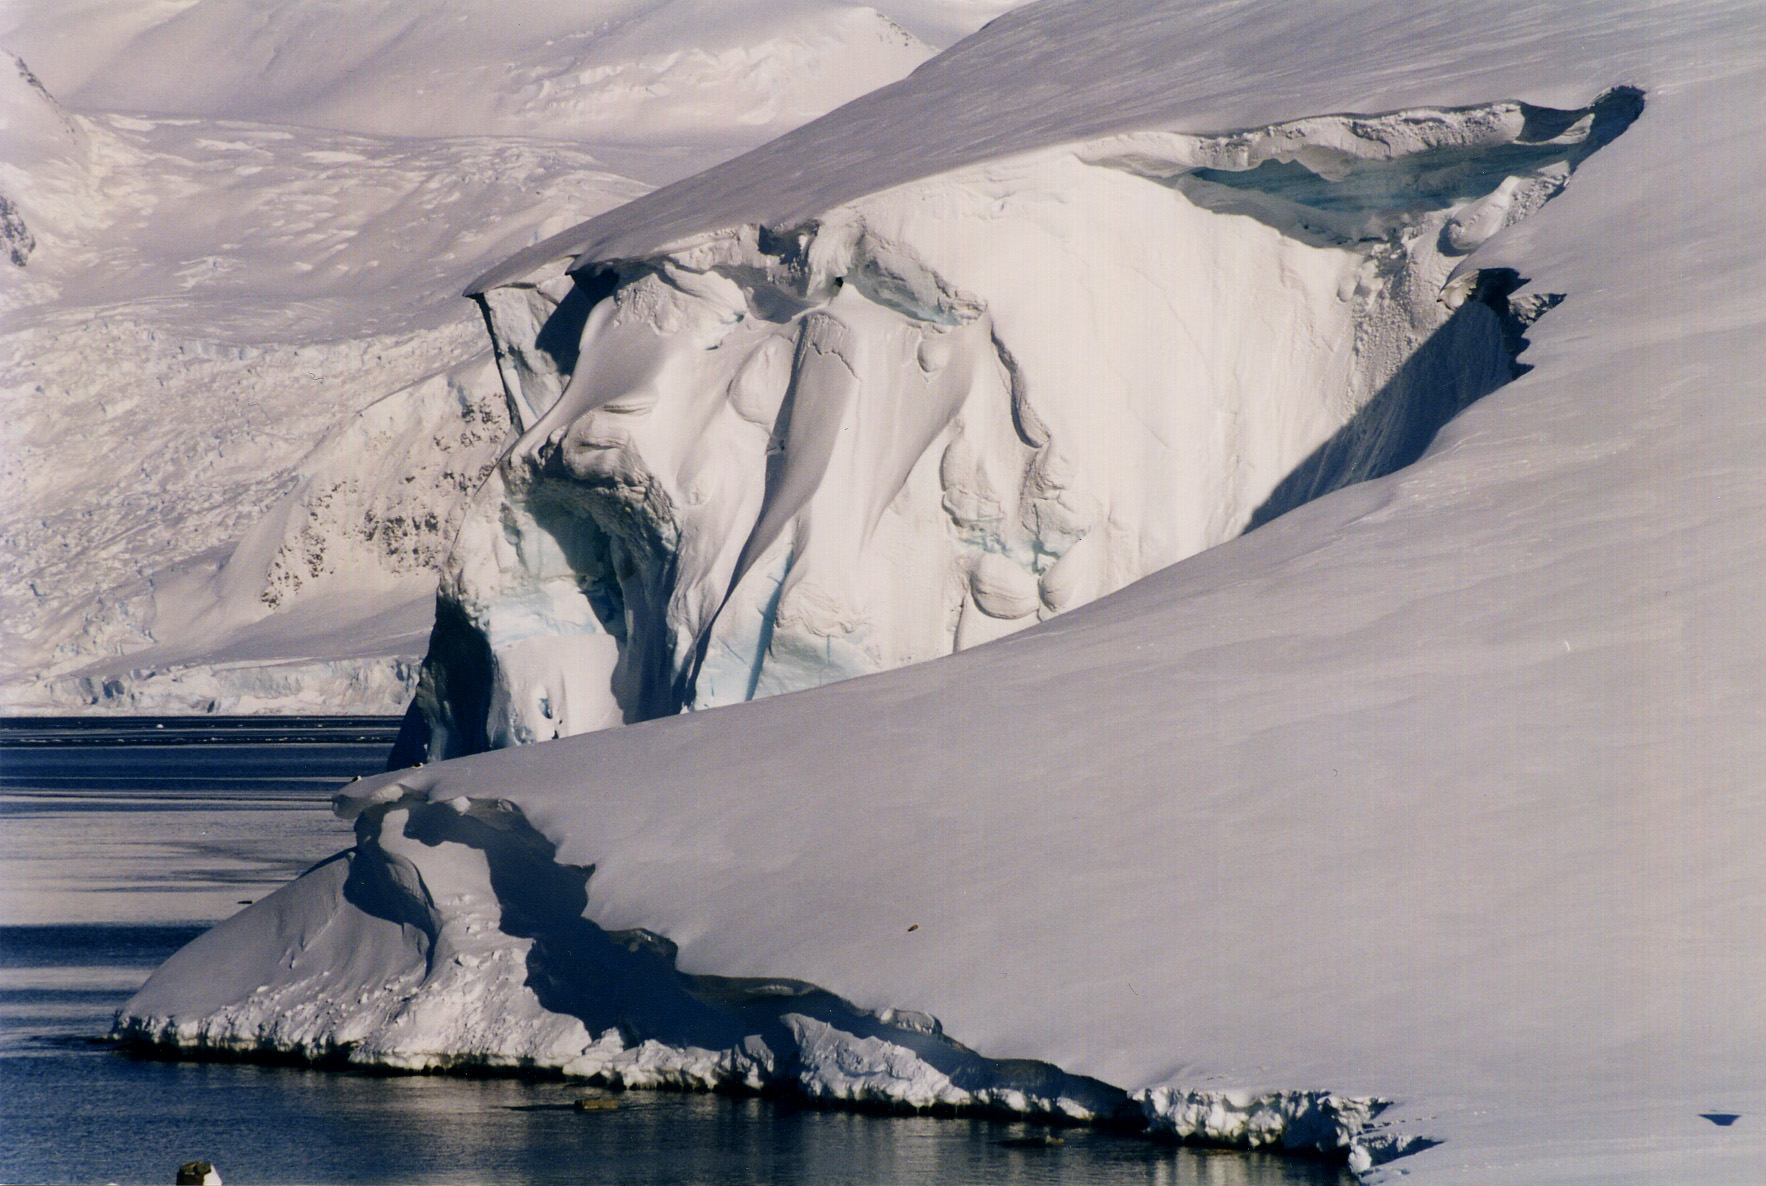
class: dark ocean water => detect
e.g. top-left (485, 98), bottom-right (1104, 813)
top-left (0, 719), bottom-right (1349, 1186)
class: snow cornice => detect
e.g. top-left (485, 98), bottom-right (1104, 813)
top-left (462, 0), bottom-right (1711, 294)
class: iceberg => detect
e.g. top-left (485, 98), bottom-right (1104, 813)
top-left (404, 89), bottom-right (1636, 756)
top-left (112, 0), bottom-right (1766, 1183)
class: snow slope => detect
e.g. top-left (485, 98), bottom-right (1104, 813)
top-left (0, 55), bottom-right (635, 713)
top-left (0, 1), bottom-right (1023, 712)
top-left (115, 0), bottom-right (1766, 1183)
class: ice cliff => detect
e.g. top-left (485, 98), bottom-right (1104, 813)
top-left (402, 90), bottom-right (1635, 757)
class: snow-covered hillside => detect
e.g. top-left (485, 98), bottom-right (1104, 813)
top-left (0, 0), bottom-right (1023, 713)
top-left (116, 1), bottom-right (1766, 1184)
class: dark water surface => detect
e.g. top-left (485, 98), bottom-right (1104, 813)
top-left (0, 719), bottom-right (1349, 1186)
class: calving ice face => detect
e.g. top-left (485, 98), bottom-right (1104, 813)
top-left (403, 90), bottom-right (1637, 758)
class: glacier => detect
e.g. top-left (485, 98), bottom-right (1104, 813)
top-left (0, 0), bottom-right (1020, 713)
top-left (402, 87), bottom-right (1636, 756)
top-left (73, 0), bottom-right (1766, 1182)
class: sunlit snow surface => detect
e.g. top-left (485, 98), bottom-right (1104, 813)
top-left (28, 0), bottom-right (1766, 1182)
top-left (0, 0), bottom-right (1023, 712)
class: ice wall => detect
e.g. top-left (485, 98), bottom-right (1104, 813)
top-left (404, 91), bottom-right (1637, 759)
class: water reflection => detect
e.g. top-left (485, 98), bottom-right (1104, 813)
top-left (4, 1050), bottom-right (1349, 1185)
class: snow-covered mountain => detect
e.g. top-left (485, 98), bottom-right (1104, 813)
top-left (0, 0), bottom-right (1024, 712)
top-left (113, 1), bottom-right (1766, 1184)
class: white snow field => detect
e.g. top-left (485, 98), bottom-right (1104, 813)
top-left (0, 0), bottom-right (1023, 713)
top-left (114, 0), bottom-right (1766, 1183)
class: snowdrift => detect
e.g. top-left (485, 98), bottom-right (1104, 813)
top-left (116, 1), bottom-right (1766, 1184)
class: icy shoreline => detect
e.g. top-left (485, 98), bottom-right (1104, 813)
top-left (112, 787), bottom-right (1413, 1172)
top-left (108, 1040), bottom-right (1409, 1174)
